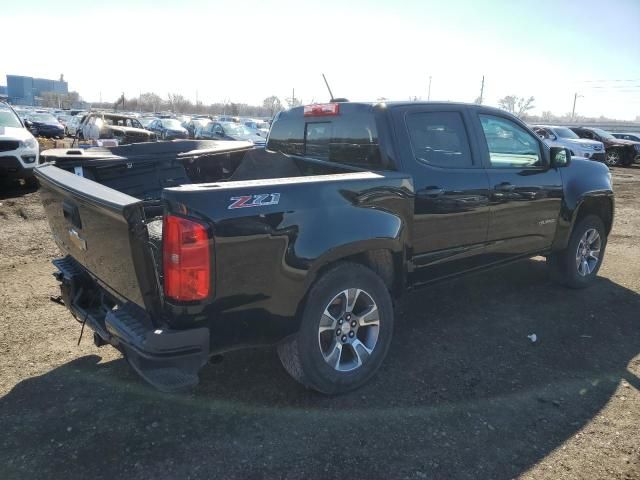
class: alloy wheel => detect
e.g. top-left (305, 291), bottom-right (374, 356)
top-left (575, 228), bottom-right (601, 277)
top-left (605, 150), bottom-right (620, 166)
top-left (318, 288), bottom-right (380, 372)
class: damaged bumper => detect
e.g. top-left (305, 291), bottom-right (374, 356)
top-left (53, 256), bottom-right (210, 392)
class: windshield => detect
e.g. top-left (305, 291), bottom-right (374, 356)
top-left (0, 109), bottom-right (23, 128)
top-left (223, 123), bottom-right (251, 136)
top-left (553, 127), bottom-right (579, 139)
top-left (194, 119), bottom-right (210, 127)
top-left (162, 119), bottom-right (183, 129)
top-left (256, 122), bottom-right (269, 129)
top-left (30, 113), bottom-right (58, 123)
top-left (591, 128), bottom-right (616, 140)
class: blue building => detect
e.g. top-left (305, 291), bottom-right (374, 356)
top-left (6, 75), bottom-right (68, 106)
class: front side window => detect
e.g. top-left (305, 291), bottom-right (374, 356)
top-left (479, 115), bottom-right (542, 168)
top-left (406, 111), bottom-right (472, 168)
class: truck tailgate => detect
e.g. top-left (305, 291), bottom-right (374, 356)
top-left (35, 163), bottom-right (157, 309)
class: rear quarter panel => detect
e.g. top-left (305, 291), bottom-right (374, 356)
top-left (162, 171), bottom-right (414, 352)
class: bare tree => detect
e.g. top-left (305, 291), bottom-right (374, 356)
top-left (139, 92), bottom-right (163, 112)
top-left (284, 96), bottom-right (302, 109)
top-left (167, 93), bottom-right (191, 114)
top-left (263, 96), bottom-right (282, 116)
top-left (498, 95), bottom-right (535, 118)
top-left (40, 91), bottom-right (82, 109)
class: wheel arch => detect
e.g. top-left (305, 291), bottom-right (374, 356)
top-left (290, 241), bottom-right (406, 335)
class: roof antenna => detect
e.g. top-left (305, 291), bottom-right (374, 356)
top-left (322, 73), bottom-right (335, 102)
top-left (322, 74), bottom-right (348, 103)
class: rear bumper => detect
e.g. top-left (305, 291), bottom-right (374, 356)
top-left (53, 256), bottom-right (210, 392)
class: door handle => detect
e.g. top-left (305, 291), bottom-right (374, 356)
top-left (418, 187), bottom-right (445, 198)
top-left (495, 182), bottom-right (515, 192)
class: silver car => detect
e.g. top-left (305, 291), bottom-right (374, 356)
top-left (532, 125), bottom-right (605, 161)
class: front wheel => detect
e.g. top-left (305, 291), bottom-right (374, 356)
top-left (278, 262), bottom-right (394, 394)
top-left (605, 149), bottom-right (621, 167)
top-left (548, 215), bottom-right (607, 288)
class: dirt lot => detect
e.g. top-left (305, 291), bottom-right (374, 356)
top-left (1, 167), bottom-right (639, 480)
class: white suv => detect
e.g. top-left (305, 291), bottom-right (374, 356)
top-left (0, 103), bottom-right (40, 186)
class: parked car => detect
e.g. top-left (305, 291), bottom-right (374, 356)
top-left (532, 125), bottom-right (605, 162)
top-left (79, 113), bottom-right (156, 144)
top-left (0, 102), bottom-right (39, 186)
top-left (139, 117), bottom-right (157, 128)
top-left (65, 115), bottom-right (84, 137)
top-left (217, 115), bottom-right (240, 123)
top-left (612, 132), bottom-right (640, 142)
top-left (147, 118), bottom-right (189, 140)
top-left (196, 121), bottom-right (266, 146)
top-left (570, 126), bottom-right (639, 167)
top-left (243, 119), bottom-right (270, 137)
top-left (57, 114), bottom-right (72, 133)
top-left (185, 118), bottom-right (211, 138)
top-left (25, 112), bottom-right (65, 138)
top-left (35, 101), bottom-right (614, 394)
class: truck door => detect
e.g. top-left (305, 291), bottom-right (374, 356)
top-left (391, 105), bottom-right (491, 282)
top-left (474, 113), bottom-right (564, 258)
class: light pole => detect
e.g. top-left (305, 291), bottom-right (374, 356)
top-left (427, 76), bottom-right (432, 101)
top-left (571, 93), bottom-right (584, 121)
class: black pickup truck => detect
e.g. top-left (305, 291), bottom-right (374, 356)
top-left (35, 102), bottom-right (614, 394)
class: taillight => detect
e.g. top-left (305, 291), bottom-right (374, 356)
top-left (163, 215), bottom-right (211, 302)
top-left (303, 103), bottom-right (340, 117)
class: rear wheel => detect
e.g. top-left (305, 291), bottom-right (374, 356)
top-left (278, 262), bottom-right (394, 394)
top-left (548, 215), bottom-right (606, 288)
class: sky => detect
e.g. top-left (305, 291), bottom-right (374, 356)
top-left (3, 0), bottom-right (640, 119)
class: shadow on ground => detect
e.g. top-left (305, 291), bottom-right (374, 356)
top-left (0, 179), bottom-right (37, 200)
top-left (2, 259), bottom-right (639, 479)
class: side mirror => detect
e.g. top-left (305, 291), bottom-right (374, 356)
top-left (24, 119), bottom-right (33, 129)
top-left (550, 146), bottom-right (571, 168)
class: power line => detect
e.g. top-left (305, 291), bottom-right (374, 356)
top-left (577, 78), bottom-right (640, 83)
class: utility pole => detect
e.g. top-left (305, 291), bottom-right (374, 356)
top-left (292, 88), bottom-right (295, 106)
top-left (571, 93), bottom-right (583, 121)
top-left (479, 75), bottom-right (485, 104)
top-left (427, 76), bottom-right (432, 101)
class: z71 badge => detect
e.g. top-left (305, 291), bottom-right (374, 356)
top-left (228, 193), bottom-right (281, 210)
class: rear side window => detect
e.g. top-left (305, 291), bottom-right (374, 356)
top-left (268, 110), bottom-right (382, 169)
top-left (406, 112), bottom-right (472, 168)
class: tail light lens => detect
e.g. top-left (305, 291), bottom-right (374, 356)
top-left (163, 215), bottom-right (211, 302)
top-left (303, 103), bottom-right (340, 117)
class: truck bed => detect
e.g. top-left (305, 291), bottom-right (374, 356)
top-left (35, 141), bottom-right (410, 313)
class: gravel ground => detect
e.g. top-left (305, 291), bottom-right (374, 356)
top-left (0, 167), bottom-right (639, 480)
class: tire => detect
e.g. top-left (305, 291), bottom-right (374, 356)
top-left (605, 149), bottom-right (621, 167)
top-left (548, 215), bottom-right (607, 289)
top-left (277, 262), bottom-right (394, 394)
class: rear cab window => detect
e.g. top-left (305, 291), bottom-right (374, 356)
top-left (267, 104), bottom-right (384, 170)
